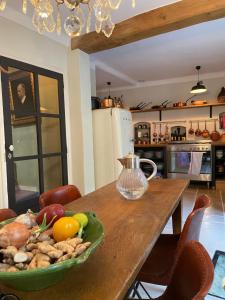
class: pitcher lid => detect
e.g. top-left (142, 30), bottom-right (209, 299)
top-left (118, 152), bottom-right (139, 169)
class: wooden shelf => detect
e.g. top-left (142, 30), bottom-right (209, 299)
top-left (131, 102), bottom-right (225, 114)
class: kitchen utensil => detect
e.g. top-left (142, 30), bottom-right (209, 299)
top-left (155, 151), bottom-right (163, 159)
top-left (173, 94), bottom-right (196, 107)
top-left (191, 100), bottom-right (207, 105)
top-left (139, 102), bottom-right (152, 110)
top-left (217, 87), bottom-right (225, 103)
top-left (216, 150), bottom-right (223, 159)
top-left (158, 124), bottom-right (163, 142)
top-left (151, 100), bottom-right (170, 109)
top-left (156, 162), bottom-right (164, 171)
top-left (91, 96), bottom-right (100, 110)
top-left (129, 102), bottom-right (145, 111)
top-left (220, 133), bottom-right (225, 142)
top-left (0, 211), bottom-right (104, 291)
top-left (101, 81), bottom-right (114, 108)
top-left (202, 121), bottom-right (210, 139)
top-left (101, 98), bottom-right (114, 108)
top-left (210, 120), bottom-right (221, 141)
top-left (164, 124), bottom-right (170, 142)
top-left (159, 124), bottom-right (164, 138)
top-left (217, 164), bottom-right (225, 173)
top-left (195, 121), bottom-right (202, 137)
top-left (152, 123), bottom-right (157, 143)
top-left (114, 95), bottom-right (124, 108)
top-left (144, 151), bottom-right (154, 159)
top-left (188, 121), bottom-right (194, 135)
top-left (116, 153), bottom-right (157, 200)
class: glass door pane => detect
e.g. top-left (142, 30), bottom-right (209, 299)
top-left (43, 156), bottom-right (62, 191)
top-left (38, 75), bottom-right (59, 114)
top-left (41, 117), bottom-right (61, 154)
top-left (14, 159), bottom-right (39, 203)
top-left (12, 115), bottom-right (38, 157)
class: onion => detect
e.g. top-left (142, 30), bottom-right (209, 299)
top-left (0, 222), bottom-right (30, 249)
top-left (15, 210), bottom-right (37, 229)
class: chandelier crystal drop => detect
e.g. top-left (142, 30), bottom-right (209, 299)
top-left (0, 0), bottom-right (134, 38)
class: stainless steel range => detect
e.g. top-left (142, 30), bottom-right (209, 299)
top-left (167, 141), bottom-right (212, 182)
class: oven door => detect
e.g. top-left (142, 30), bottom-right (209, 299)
top-left (167, 151), bottom-right (212, 181)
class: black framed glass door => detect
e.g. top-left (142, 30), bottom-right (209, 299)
top-left (0, 56), bottom-right (68, 213)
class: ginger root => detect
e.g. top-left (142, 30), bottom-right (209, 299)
top-left (28, 253), bottom-right (50, 270)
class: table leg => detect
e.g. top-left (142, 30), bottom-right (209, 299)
top-left (172, 198), bottom-right (182, 234)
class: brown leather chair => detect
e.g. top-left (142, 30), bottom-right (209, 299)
top-left (155, 241), bottom-right (214, 300)
top-left (39, 185), bottom-right (81, 209)
top-left (0, 208), bottom-right (17, 222)
top-left (137, 194), bottom-right (210, 286)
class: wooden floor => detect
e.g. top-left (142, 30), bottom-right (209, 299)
top-left (136, 180), bottom-right (225, 299)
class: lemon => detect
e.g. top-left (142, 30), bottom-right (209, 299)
top-left (73, 213), bottom-right (88, 228)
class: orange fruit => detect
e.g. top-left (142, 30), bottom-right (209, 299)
top-left (53, 217), bottom-right (80, 242)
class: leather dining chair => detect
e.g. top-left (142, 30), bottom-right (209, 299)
top-left (39, 185), bottom-right (81, 209)
top-left (153, 241), bottom-right (214, 300)
top-left (0, 208), bottom-right (17, 222)
top-left (136, 194), bottom-right (211, 286)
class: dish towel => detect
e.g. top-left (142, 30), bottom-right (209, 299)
top-left (188, 152), bottom-right (203, 175)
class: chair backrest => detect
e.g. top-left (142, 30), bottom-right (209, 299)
top-left (39, 185), bottom-right (81, 209)
top-left (177, 194), bottom-right (210, 255)
top-left (0, 208), bottom-right (17, 223)
top-left (163, 241), bottom-right (214, 300)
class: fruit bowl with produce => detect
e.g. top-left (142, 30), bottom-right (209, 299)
top-left (0, 204), bottom-right (104, 291)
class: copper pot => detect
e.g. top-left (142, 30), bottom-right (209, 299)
top-left (210, 120), bottom-right (220, 141)
top-left (195, 121), bottom-right (202, 137)
top-left (202, 121), bottom-right (210, 139)
top-left (188, 121), bottom-right (194, 135)
top-left (101, 98), bottom-right (114, 108)
top-left (173, 101), bottom-right (187, 107)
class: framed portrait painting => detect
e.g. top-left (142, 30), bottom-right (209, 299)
top-left (8, 70), bottom-right (36, 126)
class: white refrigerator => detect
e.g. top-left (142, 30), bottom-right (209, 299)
top-left (92, 108), bottom-right (134, 189)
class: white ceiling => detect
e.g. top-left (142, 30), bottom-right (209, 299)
top-left (92, 17), bottom-right (225, 91)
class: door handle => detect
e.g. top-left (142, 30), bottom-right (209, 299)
top-left (8, 145), bottom-right (14, 152)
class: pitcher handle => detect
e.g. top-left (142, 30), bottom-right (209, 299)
top-left (140, 159), bottom-right (157, 181)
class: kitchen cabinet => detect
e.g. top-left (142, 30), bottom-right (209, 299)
top-left (212, 144), bottom-right (225, 184)
top-left (134, 144), bottom-right (167, 178)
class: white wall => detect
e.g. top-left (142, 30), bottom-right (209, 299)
top-left (97, 76), bottom-right (225, 136)
top-left (0, 17), bottom-right (94, 208)
top-left (67, 50), bottom-right (95, 194)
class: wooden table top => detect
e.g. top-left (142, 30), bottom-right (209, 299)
top-left (0, 179), bottom-right (189, 300)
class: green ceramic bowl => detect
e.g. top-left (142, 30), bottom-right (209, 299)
top-left (0, 211), bottom-right (104, 291)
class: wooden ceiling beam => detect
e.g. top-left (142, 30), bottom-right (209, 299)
top-left (71, 0), bottom-right (225, 54)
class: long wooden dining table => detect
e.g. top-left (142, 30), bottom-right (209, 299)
top-left (0, 178), bottom-right (189, 300)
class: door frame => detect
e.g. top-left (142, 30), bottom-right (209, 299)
top-left (0, 55), bottom-right (68, 211)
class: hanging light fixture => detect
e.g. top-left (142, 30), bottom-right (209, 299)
top-left (190, 66), bottom-right (207, 94)
top-left (0, 0), bottom-right (135, 38)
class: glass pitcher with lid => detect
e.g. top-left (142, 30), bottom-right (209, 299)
top-left (116, 153), bottom-right (157, 200)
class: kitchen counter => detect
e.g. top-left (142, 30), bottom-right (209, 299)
top-left (134, 143), bottom-right (167, 147)
top-left (212, 142), bottom-right (225, 146)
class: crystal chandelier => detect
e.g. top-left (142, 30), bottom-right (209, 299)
top-left (0, 0), bottom-right (135, 38)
